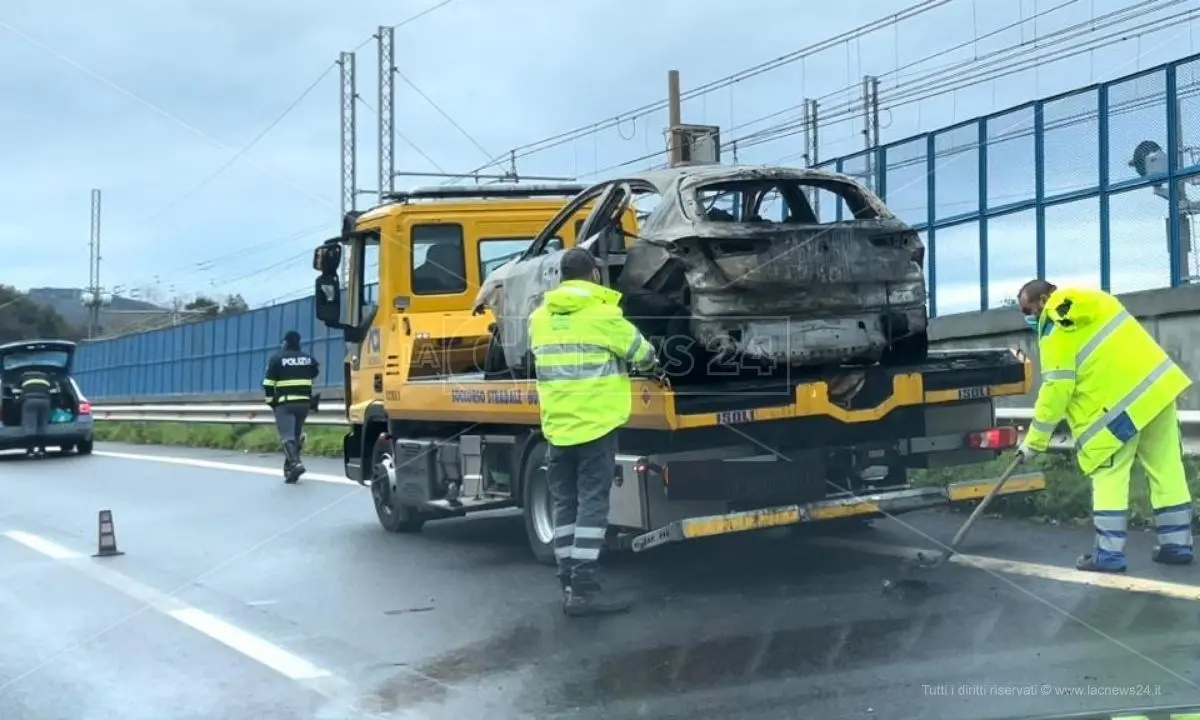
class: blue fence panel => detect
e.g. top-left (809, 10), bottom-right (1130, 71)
top-left (74, 295), bottom-right (348, 400)
top-left (830, 52), bottom-right (1200, 316)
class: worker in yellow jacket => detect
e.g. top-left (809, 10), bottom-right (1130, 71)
top-left (1016, 279), bottom-right (1193, 573)
top-left (529, 247), bottom-right (658, 617)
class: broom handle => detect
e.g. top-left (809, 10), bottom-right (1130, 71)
top-left (948, 453), bottom-right (1024, 550)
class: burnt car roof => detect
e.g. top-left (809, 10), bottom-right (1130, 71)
top-left (610, 163), bottom-right (899, 245)
top-left (625, 163), bottom-right (871, 194)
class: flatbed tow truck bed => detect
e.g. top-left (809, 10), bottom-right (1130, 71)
top-left (363, 348), bottom-right (1046, 558)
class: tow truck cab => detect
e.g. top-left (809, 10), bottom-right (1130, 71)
top-left (311, 183), bottom-right (638, 470)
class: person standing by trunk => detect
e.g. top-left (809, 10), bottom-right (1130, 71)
top-left (262, 330), bottom-right (320, 483)
top-left (528, 247), bottom-right (659, 617)
top-left (18, 369), bottom-right (53, 457)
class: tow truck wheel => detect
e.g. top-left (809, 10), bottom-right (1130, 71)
top-left (370, 435), bottom-right (426, 533)
top-left (521, 442), bottom-right (557, 566)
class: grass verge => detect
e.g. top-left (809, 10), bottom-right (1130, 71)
top-left (93, 421), bottom-right (346, 458)
top-left (94, 420), bottom-right (1199, 527)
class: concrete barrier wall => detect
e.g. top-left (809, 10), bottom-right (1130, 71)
top-left (929, 285), bottom-right (1200, 410)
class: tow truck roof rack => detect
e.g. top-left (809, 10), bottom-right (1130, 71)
top-left (383, 183), bottom-right (588, 203)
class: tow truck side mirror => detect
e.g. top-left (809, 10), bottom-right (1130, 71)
top-left (313, 244), bottom-right (341, 274)
top-left (315, 274), bottom-right (343, 328)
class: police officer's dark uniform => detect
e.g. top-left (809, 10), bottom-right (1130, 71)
top-left (262, 330), bottom-right (320, 483)
top-left (18, 369), bottom-right (53, 457)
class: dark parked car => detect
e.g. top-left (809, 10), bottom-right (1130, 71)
top-left (0, 339), bottom-right (94, 455)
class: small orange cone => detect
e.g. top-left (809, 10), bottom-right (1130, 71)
top-left (93, 509), bottom-right (124, 557)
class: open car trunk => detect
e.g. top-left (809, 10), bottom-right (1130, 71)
top-left (0, 340), bottom-right (81, 427)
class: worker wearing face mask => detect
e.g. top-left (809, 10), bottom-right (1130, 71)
top-left (1015, 279), bottom-right (1193, 573)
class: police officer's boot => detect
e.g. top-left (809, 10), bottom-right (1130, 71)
top-left (563, 566), bottom-right (631, 618)
top-left (282, 440), bottom-right (305, 484)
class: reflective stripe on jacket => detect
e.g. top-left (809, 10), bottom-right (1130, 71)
top-left (19, 372), bottom-right (52, 397)
top-left (262, 349), bottom-right (320, 404)
top-left (1024, 287), bottom-right (1191, 474)
top-left (528, 279), bottom-right (657, 447)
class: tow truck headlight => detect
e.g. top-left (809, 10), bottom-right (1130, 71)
top-left (965, 427), bottom-right (1018, 450)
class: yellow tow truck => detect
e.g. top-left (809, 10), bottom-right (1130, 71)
top-left (311, 181), bottom-right (1045, 564)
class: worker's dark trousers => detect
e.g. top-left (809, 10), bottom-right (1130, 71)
top-left (546, 430), bottom-right (616, 589)
top-left (272, 402), bottom-right (309, 462)
top-left (21, 396), bottom-right (51, 448)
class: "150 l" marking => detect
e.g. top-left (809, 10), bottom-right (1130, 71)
top-left (958, 386), bottom-right (990, 400)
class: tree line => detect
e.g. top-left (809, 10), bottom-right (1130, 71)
top-left (0, 286), bottom-right (251, 345)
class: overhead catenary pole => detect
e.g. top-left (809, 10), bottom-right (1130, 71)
top-left (377, 26), bottom-right (395, 204)
top-left (861, 75), bottom-right (880, 189)
top-left (86, 188), bottom-right (102, 339)
top-left (667, 69), bottom-right (682, 168)
top-left (338, 51), bottom-right (358, 219)
top-left (338, 51), bottom-right (357, 284)
top-left (804, 99), bottom-right (820, 217)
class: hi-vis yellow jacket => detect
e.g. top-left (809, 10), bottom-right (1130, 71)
top-left (528, 280), bottom-right (658, 447)
top-left (1025, 287), bottom-right (1191, 474)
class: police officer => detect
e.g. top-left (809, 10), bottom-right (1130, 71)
top-left (18, 369), bottom-right (53, 457)
top-left (529, 247), bottom-right (659, 617)
top-left (1016, 279), bottom-right (1193, 572)
top-left (262, 330), bottom-right (320, 483)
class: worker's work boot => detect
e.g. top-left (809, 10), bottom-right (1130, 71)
top-left (558, 574), bottom-right (572, 609)
top-left (563, 578), bottom-right (631, 618)
top-left (1152, 544), bottom-right (1194, 566)
top-left (1076, 552), bottom-right (1127, 573)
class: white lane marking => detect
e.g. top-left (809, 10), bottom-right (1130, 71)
top-left (6, 530), bottom-right (83, 560)
top-left (94, 450), bottom-right (357, 486)
top-left (168, 607), bottom-right (328, 680)
top-left (246, 600), bottom-right (278, 607)
top-left (3, 530), bottom-right (340, 686)
top-left (814, 537), bottom-right (1200, 602)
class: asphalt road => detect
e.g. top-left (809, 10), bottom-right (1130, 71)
top-left (4, 444), bottom-right (1200, 720)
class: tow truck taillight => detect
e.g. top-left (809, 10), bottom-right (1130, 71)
top-left (966, 427), bottom-right (1018, 450)
top-left (78, 400), bottom-right (92, 415)
top-left (634, 457), bottom-right (665, 484)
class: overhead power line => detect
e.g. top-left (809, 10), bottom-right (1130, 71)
top-left (142, 61), bottom-right (339, 225)
top-left (460, 0), bottom-right (960, 177)
top-left (352, 0), bottom-right (458, 51)
top-left (396, 70), bottom-right (493, 160)
top-left (580, 0), bottom-right (1191, 180)
top-left (356, 96), bottom-right (448, 173)
top-left (718, 0), bottom-right (1086, 142)
top-left (724, 0), bottom-right (1192, 157)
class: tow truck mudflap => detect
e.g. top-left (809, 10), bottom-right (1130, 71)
top-left (629, 472), bottom-right (1046, 552)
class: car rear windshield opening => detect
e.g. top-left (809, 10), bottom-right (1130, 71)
top-left (694, 178), bottom-right (879, 224)
top-left (2, 350), bottom-right (69, 371)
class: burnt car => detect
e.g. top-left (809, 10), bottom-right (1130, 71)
top-left (472, 164), bottom-right (928, 382)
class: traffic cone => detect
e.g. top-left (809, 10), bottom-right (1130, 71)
top-left (93, 509), bottom-right (124, 557)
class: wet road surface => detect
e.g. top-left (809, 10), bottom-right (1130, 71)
top-left (3, 443), bottom-right (1200, 719)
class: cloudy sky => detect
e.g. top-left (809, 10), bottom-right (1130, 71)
top-left (3, 0), bottom-right (1199, 316)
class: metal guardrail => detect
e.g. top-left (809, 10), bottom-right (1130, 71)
top-left (91, 402), bottom-right (349, 425)
top-left (88, 402), bottom-right (1200, 428)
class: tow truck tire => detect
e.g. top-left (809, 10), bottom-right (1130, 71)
top-left (370, 435), bottom-right (426, 534)
top-left (521, 442), bottom-right (557, 566)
